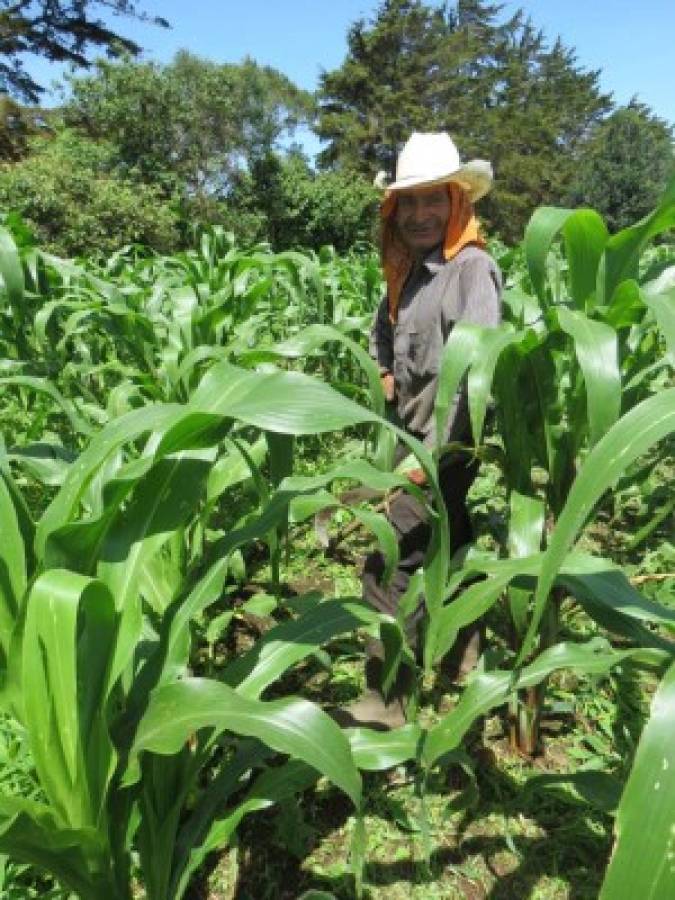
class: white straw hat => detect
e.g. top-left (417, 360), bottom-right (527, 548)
top-left (377, 132), bottom-right (493, 202)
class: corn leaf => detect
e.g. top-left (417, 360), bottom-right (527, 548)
top-left (347, 724), bottom-right (422, 770)
top-left (0, 797), bottom-right (109, 900)
top-left (600, 172), bottom-right (675, 305)
top-left (0, 226), bottom-right (24, 311)
top-left (223, 599), bottom-right (385, 699)
top-left (524, 207), bottom-right (573, 307)
top-left (22, 571), bottom-right (117, 829)
top-left (557, 307), bottom-right (621, 446)
top-left (518, 389), bottom-right (675, 665)
top-left (0, 475), bottom-right (25, 656)
top-left (424, 638), bottom-right (667, 768)
top-left (563, 210), bottom-right (609, 310)
top-left (600, 658), bottom-right (675, 900)
top-left (127, 678), bottom-right (362, 808)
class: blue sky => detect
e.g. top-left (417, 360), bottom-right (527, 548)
top-left (26, 0), bottom-right (674, 157)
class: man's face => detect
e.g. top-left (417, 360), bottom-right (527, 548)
top-left (395, 186), bottom-right (451, 255)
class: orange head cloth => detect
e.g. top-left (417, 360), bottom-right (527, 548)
top-left (380, 182), bottom-right (485, 324)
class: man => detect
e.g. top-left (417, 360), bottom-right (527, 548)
top-left (339, 132), bottom-right (502, 729)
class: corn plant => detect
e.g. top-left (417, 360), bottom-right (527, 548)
top-left (1, 181), bottom-right (673, 899)
top-left (426, 172), bottom-right (675, 753)
top-left (0, 342), bottom-right (463, 898)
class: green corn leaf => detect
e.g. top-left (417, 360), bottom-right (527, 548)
top-left (524, 207), bottom-right (573, 307)
top-left (22, 571), bottom-right (117, 829)
top-left (562, 209), bottom-right (609, 310)
top-left (97, 451), bottom-right (213, 611)
top-left (291, 488), bottom-right (339, 525)
top-left (205, 436), bottom-right (267, 503)
top-left (433, 575), bottom-right (509, 666)
top-left (36, 404), bottom-right (179, 559)
top-left (237, 323), bottom-right (385, 416)
top-left (561, 568), bottom-right (675, 630)
top-left (600, 172), bottom-right (675, 305)
top-left (641, 286), bottom-right (675, 364)
top-left (603, 279), bottom-right (644, 329)
top-left (600, 658), bottom-right (675, 899)
top-left (127, 678), bottom-right (362, 808)
top-left (0, 475), bottom-right (25, 657)
top-left (222, 599), bottom-right (383, 699)
top-left (168, 740), bottom-right (272, 899)
top-left (424, 638), bottom-right (667, 769)
top-left (43, 455), bottom-right (155, 572)
top-left (347, 724), bottom-right (422, 771)
top-left (0, 226), bottom-right (24, 311)
top-left (171, 756), bottom-right (317, 900)
top-left (507, 491), bottom-right (545, 640)
top-left (6, 443), bottom-right (74, 487)
top-left (517, 389), bottom-right (675, 665)
top-left (508, 491), bottom-right (545, 560)
top-left (524, 771), bottom-right (622, 814)
top-left (173, 344), bottom-right (231, 392)
top-left (351, 509), bottom-right (399, 586)
top-left (557, 307), bottom-right (621, 446)
top-left (0, 376), bottom-right (93, 437)
top-left (466, 328), bottom-right (523, 444)
top-left (98, 452), bottom-right (214, 687)
top-left (525, 207), bottom-right (609, 310)
top-left (183, 360), bottom-right (380, 441)
top-left (561, 569), bottom-right (675, 652)
top-left (0, 797), bottom-right (111, 900)
top-left (122, 557), bottom-right (230, 726)
top-left (434, 322), bottom-right (520, 450)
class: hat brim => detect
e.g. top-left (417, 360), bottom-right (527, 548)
top-left (385, 160), bottom-right (493, 203)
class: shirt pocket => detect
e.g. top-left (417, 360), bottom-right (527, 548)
top-left (407, 326), bottom-right (443, 379)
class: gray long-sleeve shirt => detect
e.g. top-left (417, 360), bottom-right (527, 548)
top-left (369, 244), bottom-right (502, 448)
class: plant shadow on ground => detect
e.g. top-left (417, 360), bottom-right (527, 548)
top-left (189, 679), bottom-right (617, 900)
top-left (186, 463), bottom-right (658, 899)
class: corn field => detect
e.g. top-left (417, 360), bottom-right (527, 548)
top-left (0, 176), bottom-right (674, 899)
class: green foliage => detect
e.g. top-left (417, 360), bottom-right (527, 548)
top-left (65, 52), bottom-right (314, 220)
top-left (317, 0), bottom-right (612, 241)
top-left (231, 153), bottom-right (379, 251)
top-left (567, 101), bottom-right (675, 234)
top-left (0, 0), bottom-right (168, 103)
top-left (0, 129), bottom-right (179, 257)
top-left (317, 0), bottom-right (450, 175)
top-left (0, 176), bottom-right (673, 898)
top-left (0, 97), bottom-right (54, 163)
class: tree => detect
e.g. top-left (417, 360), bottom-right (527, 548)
top-left (0, 128), bottom-right (179, 255)
top-left (567, 100), bottom-right (674, 233)
top-left (317, 0), bottom-right (449, 176)
top-left (227, 152), bottom-right (379, 251)
top-left (476, 16), bottom-right (612, 241)
top-left (64, 52), bottom-right (314, 218)
top-left (0, 95), bottom-right (53, 160)
top-left (0, 0), bottom-right (168, 102)
top-left (317, 0), bottom-right (612, 241)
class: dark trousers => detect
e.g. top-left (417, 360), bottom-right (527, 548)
top-left (362, 453), bottom-right (478, 650)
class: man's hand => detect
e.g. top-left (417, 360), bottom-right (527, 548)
top-left (381, 372), bottom-right (395, 402)
top-left (406, 467), bottom-right (427, 486)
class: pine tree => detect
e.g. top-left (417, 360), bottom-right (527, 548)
top-left (0, 0), bottom-right (168, 102)
top-left (316, 0), bottom-right (449, 177)
top-left (316, 0), bottom-right (612, 240)
top-left (567, 100), bottom-right (674, 233)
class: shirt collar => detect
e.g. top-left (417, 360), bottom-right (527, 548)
top-left (422, 244), bottom-right (445, 274)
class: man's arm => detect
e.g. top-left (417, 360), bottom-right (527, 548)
top-left (369, 295), bottom-right (395, 400)
top-left (456, 254), bottom-right (502, 329)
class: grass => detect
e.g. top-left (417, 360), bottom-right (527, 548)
top-left (193, 698), bottom-right (617, 899)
